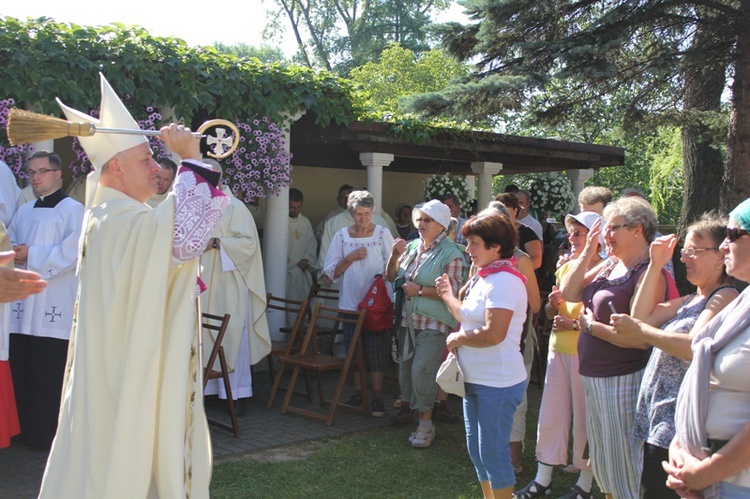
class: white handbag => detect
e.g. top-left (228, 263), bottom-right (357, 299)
top-left (435, 350), bottom-right (465, 398)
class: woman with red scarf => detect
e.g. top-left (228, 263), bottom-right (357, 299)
top-left (437, 211), bottom-right (528, 499)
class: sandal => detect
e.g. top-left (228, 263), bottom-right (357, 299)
top-left (513, 480), bottom-right (551, 498)
top-left (409, 426), bottom-right (435, 448)
top-left (555, 485), bottom-right (592, 499)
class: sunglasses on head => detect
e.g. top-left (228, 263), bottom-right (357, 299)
top-left (726, 227), bottom-right (750, 242)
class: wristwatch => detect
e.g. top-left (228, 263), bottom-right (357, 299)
top-left (572, 319), bottom-right (579, 331)
top-left (418, 285), bottom-right (423, 296)
top-left (212, 238), bottom-right (219, 249)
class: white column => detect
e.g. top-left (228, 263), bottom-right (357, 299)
top-left (359, 152), bottom-right (394, 215)
top-left (465, 174), bottom-right (476, 207)
top-left (566, 169), bottom-right (594, 213)
top-left (471, 162), bottom-right (503, 211)
top-left (263, 111), bottom-right (304, 341)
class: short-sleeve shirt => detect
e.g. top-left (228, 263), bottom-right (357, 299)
top-left (457, 271), bottom-right (528, 388)
top-left (517, 223), bottom-right (540, 249)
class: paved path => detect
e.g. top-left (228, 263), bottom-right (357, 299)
top-left (0, 371), bottom-right (412, 497)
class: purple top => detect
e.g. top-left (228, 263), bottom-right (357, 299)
top-left (579, 258), bottom-right (667, 377)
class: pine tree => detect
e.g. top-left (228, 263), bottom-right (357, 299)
top-left (407, 0), bottom-right (749, 226)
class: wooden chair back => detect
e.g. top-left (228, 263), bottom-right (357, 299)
top-left (201, 312), bottom-right (240, 438)
top-left (265, 295), bottom-right (311, 407)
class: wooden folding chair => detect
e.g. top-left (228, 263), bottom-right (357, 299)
top-left (265, 294), bottom-right (312, 407)
top-left (278, 303), bottom-right (369, 426)
top-left (201, 312), bottom-right (240, 438)
top-left (304, 283), bottom-right (341, 354)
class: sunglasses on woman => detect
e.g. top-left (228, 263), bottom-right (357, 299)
top-left (726, 227), bottom-right (750, 242)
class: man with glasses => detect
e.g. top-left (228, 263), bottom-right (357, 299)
top-left (7, 150), bottom-right (84, 448)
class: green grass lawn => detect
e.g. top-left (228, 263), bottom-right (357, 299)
top-left (211, 386), bottom-right (599, 498)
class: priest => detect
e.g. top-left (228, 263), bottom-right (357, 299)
top-left (200, 159), bottom-right (270, 413)
top-left (147, 157), bottom-right (177, 207)
top-left (39, 73), bottom-right (229, 499)
top-left (286, 188), bottom-right (316, 325)
top-left (8, 150), bottom-right (84, 448)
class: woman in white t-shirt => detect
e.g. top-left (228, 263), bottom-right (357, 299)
top-left (436, 211), bottom-right (528, 499)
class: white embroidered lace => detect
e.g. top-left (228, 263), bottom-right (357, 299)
top-left (172, 169), bottom-right (230, 264)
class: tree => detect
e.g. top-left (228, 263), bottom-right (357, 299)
top-left (263, 0), bottom-right (451, 74)
top-left (349, 43), bottom-right (468, 117)
top-left (405, 0), bottom-right (748, 231)
top-left (212, 42), bottom-right (286, 63)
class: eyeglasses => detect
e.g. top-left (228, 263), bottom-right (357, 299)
top-left (567, 231), bottom-right (586, 238)
top-left (726, 227), bottom-right (750, 242)
top-left (415, 217), bottom-right (434, 224)
top-left (605, 223), bottom-right (631, 232)
top-left (680, 247), bottom-right (719, 258)
top-left (27, 168), bottom-right (60, 178)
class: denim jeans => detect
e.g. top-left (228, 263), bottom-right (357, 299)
top-left (720, 481), bottom-right (750, 498)
top-left (463, 380), bottom-right (526, 490)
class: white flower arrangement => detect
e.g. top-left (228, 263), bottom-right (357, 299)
top-left (525, 172), bottom-right (575, 217)
top-left (494, 171), bottom-right (575, 219)
top-left (424, 173), bottom-right (472, 211)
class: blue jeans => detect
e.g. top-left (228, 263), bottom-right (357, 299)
top-left (720, 481), bottom-right (750, 498)
top-left (463, 380), bottom-right (526, 490)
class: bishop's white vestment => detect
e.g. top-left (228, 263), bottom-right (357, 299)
top-left (39, 166), bottom-right (228, 499)
top-left (201, 186), bottom-right (270, 399)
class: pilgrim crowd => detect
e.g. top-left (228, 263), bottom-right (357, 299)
top-left (0, 75), bottom-right (749, 499)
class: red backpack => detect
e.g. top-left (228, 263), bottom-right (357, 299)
top-left (357, 274), bottom-right (394, 332)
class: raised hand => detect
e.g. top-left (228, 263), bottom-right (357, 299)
top-left (650, 234), bottom-right (678, 269)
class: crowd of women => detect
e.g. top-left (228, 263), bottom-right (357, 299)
top-left (320, 185), bottom-right (750, 499)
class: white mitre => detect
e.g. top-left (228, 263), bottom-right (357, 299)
top-left (56, 73), bottom-right (148, 207)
